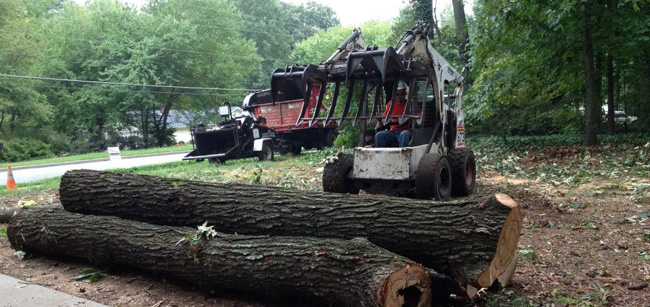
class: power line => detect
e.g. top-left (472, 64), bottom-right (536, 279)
top-left (0, 81), bottom-right (248, 97)
top-left (0, 73), bottom-right (262, 92)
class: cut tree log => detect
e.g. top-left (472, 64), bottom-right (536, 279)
top-left (0, 205), bottom-right (60, 223)
top-left (8, 206), bottom-right (432, 307)
top-left (0, 207), bottom-right (17, 223)
top-left (60, 169), bottom-right (523, 291)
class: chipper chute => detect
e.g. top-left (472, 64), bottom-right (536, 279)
top-left (270, 22), bottom-right (475, 202)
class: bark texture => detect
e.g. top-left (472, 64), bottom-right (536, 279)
top-left (8, 206), bottom-right (432, 307)
top-left (583, 1), bottom-right (599, 146)
top-left (60, 170), bottom-right (522, 289)
top-left (0, 207), bottom-right (16, 223)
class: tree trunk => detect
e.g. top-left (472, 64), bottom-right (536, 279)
top-left (430, 0), bottom-right (443, 46)
top-left (606, 54), bottom-right (615, 135)
top-left (451, 0), bottom-right (469, 63)
top-left (0, 207), bottom-right (17, 223)
top-left (583, 1), bottom-right (599, 146)
top-left (60, 170), bottom-right (523, 291)
top-left (1, 205), bottom-right (60, 223)
top-left (8, 206), bottom-right (432, 307)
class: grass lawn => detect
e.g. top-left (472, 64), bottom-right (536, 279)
top-left (2, 134), bottom-right (650, 306)
top-left (0, 148), bottom-right (336, 201)
top-left (4, 145), bottom-right (193, 168)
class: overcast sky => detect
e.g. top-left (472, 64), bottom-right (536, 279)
top-left (281, 0), bottom-right (474, 26)
top-left (72, 0), bottom-right (474, 26)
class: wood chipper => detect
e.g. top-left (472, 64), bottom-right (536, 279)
top-left (269, 22), bottom-right (476, 200)
top-left (183, 102), bottom-right (276, 164)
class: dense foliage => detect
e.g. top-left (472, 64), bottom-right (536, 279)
top-left (1, 0), bottom-right (649, 162)
top-left (0, 0), bottom-right (339, 161)
top-left (468, 0), bottom-right (650, 139)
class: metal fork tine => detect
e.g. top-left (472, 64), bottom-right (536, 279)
top-left (309, 83), bottom-right (327, 127)
top-left (338, 81), bottom-right (355, 126)
top-left (369, 83), bottom-right (382, 123)
top-left (353, 79), bottom-right (369, 126)
top-left (296, 83), bottom-right (312, 126)
top-left (325, 82), bottom-right (340, 126)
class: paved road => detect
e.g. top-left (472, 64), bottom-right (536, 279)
top-left (0, 274), bottom-right (107, 307)
top-left (1, 152), bottom-right (189, 186)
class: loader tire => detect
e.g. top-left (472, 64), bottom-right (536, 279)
top-left (448, 148), bottom-right (476, 196)
top-left (322, 153), bottom-right (359, 194)
top-left (415, 153), bottom-right (451, 201)
top-left (258, 143), bottom-right (274, 161)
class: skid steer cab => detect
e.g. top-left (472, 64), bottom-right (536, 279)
top-left (270, 22), bottom-right (476, 200)
top-left (183, 102), bottom-right (276, 164)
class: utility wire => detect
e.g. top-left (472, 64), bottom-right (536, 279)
top-left (0, 81), bottom-right (249, 97)
top-left (0, 73), bottom-right (263, 92)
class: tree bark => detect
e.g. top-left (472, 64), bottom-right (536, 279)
top-left (606, 54), bottom-right (615, 135)
top-left (8, 206), bottom-right (432, 307)
top-left (451, 0), bottom-right (469, 63)
top-left (0, 207), bottom-right (17, 223)
top-left (60, 170), bottom-right (523, 290)
top-left (583, 1), bottom-right (599, 146)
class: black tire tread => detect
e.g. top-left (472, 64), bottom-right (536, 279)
top-left (448, 148), bottom-right (476, 196)
top-left (415, 153), bottom-right (451, 201)
top-left (322, 153), bottom-right (358, 194)
top-left (258, 143), bottom-right (274, 161)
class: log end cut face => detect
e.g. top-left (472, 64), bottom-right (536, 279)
top-left (476, 193), bottom-right (523, 289)
top-left (378, 263), bottom-right (432, 307)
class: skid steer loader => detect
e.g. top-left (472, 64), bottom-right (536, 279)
top-left (270, 22), bottom-right (476, 200)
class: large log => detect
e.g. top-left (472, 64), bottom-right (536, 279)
top-left (60, 170), bottom-right (523, 290)
top-left (8, 206), bottom-right (432, 307)
top-left (0, 207), bottom-right (17, 223)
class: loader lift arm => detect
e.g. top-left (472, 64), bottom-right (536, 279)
top-left (270, 22), bottom-right (466, 151)
top-left (268, 21), bottom-right (475, 203)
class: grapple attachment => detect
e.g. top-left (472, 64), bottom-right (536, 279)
top-left (270, 47), bottom-right (430, 129)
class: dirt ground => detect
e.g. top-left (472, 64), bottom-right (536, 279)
top-left (1, 161), bottom-right (649, 306)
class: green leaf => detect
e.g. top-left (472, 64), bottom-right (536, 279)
top-left (74, 268), bottom-right (107, 282)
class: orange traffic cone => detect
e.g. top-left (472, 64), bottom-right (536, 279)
top-left (6, 165), bottom-right (16, 190)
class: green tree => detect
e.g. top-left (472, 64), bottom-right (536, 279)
top-left (468, 0), bottom-right (650, 140)
top-left (282, 1), bottom-right (340, 42)
top-left (0, 0), bottom-right (60, 141)
top-left (230, 0), bottom-right (293, 89)
top-left (291, 21), bottom-right (392, 64)
top-left (33, 0), bottom-right (260, 149)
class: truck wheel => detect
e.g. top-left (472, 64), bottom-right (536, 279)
top-left (325, 130), bottom-right (338, 147)
top-left (258, 143), bottom-right (274, 161)
top-left (290, 142), bottom-right (302, 155)
top-left (449, 148), bottom-right (476, 196)
top-left (415, 153), bottom-right (451, 201)
top-left (323, 153), bottom-right (359, 194)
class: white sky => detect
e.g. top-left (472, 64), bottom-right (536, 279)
top-left (281, 0), bottom-right (474, 26)
top-left (73, 0), bottom-right (473, 26)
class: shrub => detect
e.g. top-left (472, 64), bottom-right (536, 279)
top-left (333, 122), bottom-right (363, 149)
top-left (0, 138), bottom-right (53, 162)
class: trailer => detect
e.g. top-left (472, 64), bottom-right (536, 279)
top-left (243, 86), bottom-right (337, 155)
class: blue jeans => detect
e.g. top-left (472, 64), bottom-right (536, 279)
top-left (374, 129), bottom-right (412, 147)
